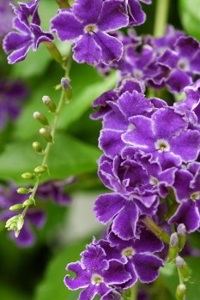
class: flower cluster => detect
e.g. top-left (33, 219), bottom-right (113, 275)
top-left (64, 16), bottom-right (200, 300)
top-left (0, 179), bottom-right (72, 247)
top-left (97, 26), bottom-right (200, 93)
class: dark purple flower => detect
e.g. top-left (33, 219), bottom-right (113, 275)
top-left (36, 178), bottom-right (74, 206)
top-left (51, 0), bottom-right (129, 65)
top-left (0, 79), bottom-right (28, 129)
top-left (127, 0), bottom-right (152, 26)
top-left (64, 242), bottom-right (131, 299)
top-left (3, 0), bottom-right (53, 64)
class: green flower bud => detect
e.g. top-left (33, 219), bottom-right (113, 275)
top-left (168, 233), bottom-right (179, 262)
top-left (33, 111), bottom-right (49, 126)
top-left (32, 141), bottom-right (43, 154)
top-left (176, 256), bottom-right (191, 282)
top-left (17, 187), bottom-right (30, 194)
top-left (177, 224), bottom-right (186, 251)
top-left (15, 215), bottom-right (24, 238)
top-left (23, 198), bottom-right (35, 207)
top-left (21, 172), bottom-right (35, 180)
top-left (39, 127), bottom-right (53, 143)
top-left (42, 96), bottom-right (57, 113)
top-left (176, 284), bottom-right (186, 300)
top-left (34, 165), bottom-right (47, 174)
top-left (9, 204), bottom-right (24, 211)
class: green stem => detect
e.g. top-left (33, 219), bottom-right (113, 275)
top-left (21, 56), bottom-right (72, 220)
top-left (131, 284), bottom-right (137, 300)
top-left (154, 0), bottom-right (170, 37)
top-left (56, 0), bottom-right (70, 8)
top-left (143, 216), bottom-right (170, 244)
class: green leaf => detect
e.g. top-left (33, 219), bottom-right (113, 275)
top-left (12, 44), bottom-right (52, 78)
top-left (161, 257), bottom-right (200, 300)
top-left (34, 239), bottom-right (89, 300)
top-left (0, 133), bottom-right (100, 184)
top-left (0, 284), bottom-right (28, 300)
top-left (179, 0), bottom-right (200, 39)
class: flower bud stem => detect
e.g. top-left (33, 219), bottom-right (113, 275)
top-left (154, 0), bottom-right (170, 37)
top-left (56, 0), bottom-right (70, 8)
top-left (142, 216), bottom-right (170, 244)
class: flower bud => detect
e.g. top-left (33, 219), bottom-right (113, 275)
top-left (21, 172), bottom-right (35, 180)
top-left (32, 141), bottom-right (43, 154)
top-left (23, 198), bottom-right (35, 207)
top-left (33, 111), bottom-right (49, 126)
top-left (15, 215), bottom-right (24, 237)
top-left (9, 204), bottom-right (24, 211)
top-left (176, 256), bottom-right (190, 282)
top-left (17, 187), bottom-right (30, 194)
top-left (61, 77), bottom-right (72, 102)
top-left (177, 224), bottom-right (186, 251)
top-left (39, 127), bottom-right (53, 143)
top-left (42, 96), bottom-right (56, 113)
top-left (176, 284), bottom-right (186, 300)
top-left (168, 233), bottom-right (179, 262)
top-left (34, 165), bottom-right (47, 174)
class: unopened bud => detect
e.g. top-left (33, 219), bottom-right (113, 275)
top-left (176, 284), bottom-right (186, 300)
top-left (33, 111), bottom-right (49, 126)
top-left (61, 77), bottom-right (72, 102)
top-left (23, 198), bottom-right (35, 207)
top-left (15, 215), bottom-right (24, 237)
top-left (21, 172), bottom-right (35, 180)
top-left (17, 187), bottom-right (30, 194)
top-left (177, 224), bottom-right (187, 251)
top-left (176, 256), bottom-right (190, 282)
top-left (42, 96), bottom-right (56, 113)
top-left (32, 141), bottom-right (43, 154)
top-left (34, 165), bottom-right (47, 174)
top-left (9, 204), bottom-right (24, 211)
top-left (39, 128), bottom-right (53, 143)
top-left (168, 233), bottom-right (179, 262)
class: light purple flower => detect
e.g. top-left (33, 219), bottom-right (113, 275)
top-left (3, 0), bottom-right (53, 64)
top-left (51, 0), bottom-right (129, 65)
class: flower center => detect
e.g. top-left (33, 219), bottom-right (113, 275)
top-left (155, 139), bottom-right (170, 152)
top-left (84, 24), bottom-right (98, 35)
top-left (177, 59), bottom-right (189, 71)
top-left (150, 176), bottom-right (158, 185)
top-left (91, 274), bottom-right (104, 286)
top-left (122, 247), bottom-right (135, 258)
top-left (191, 192), bottom-right (200, 201)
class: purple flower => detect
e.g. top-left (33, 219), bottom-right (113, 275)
top-left (169, 163), bottom-right (200, 233)
top-left (127, 0), bottom-right (152, 26)
top-left (64, 242), bottom-right (131, 299)
top-left (122, 107), bottom-right (200, 167)
top-left (99, 227), bottom-right (163, 285)
top-left (0, 0), bottom-right (14, 41)
top-left (0, 79), bottom-right (28, 130)
top-left (51, 0), bottom-right (129, 65)
top-left (3, 0), bottom-right (53, 64)
top-left (157, 36), bottom-right (200, 92)
top-left (36, 178), bottom-right (74, 206)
